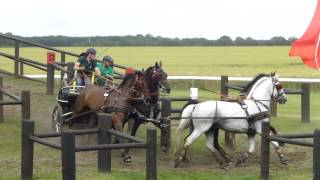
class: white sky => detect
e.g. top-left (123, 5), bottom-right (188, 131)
top-left (0, 0), bottom-right (317, 39)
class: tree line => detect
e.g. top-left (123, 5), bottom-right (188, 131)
top-left (0, 32), bottom-right (297, 47)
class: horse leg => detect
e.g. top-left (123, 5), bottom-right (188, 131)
top-left (236, 134), bottom-right (255, 165)
top-left (114, 120), bottom-right (132, 163)
top-left (205, 130), bottom-right (228, 168)
top-left (256, 121), bottom-right (287, 165)
top-left (174, 130), bottom-right (202, 168)
top-left (88, 112), bottom-right (97, 128)
top-left (213, 128), bottom-right (232, 164)
top-left (269, 131), bottom-right (287, 165)
top-left (123, 121), bottom-right (141, 158)
top-left (270, 125), bottom-right (285, 147)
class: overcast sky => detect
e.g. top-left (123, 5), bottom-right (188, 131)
top-left (1, 0), bottom-right (317, 39)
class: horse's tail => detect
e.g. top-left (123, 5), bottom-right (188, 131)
top-left (173, 104), bottom-right (196, 155)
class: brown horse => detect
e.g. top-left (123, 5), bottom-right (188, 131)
top-left (68, 70), bottom-right (147, 162)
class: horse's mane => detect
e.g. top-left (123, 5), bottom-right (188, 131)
top-left (241, 73), bottom-right (270, 94)
top-left (120, 71), bottom-right (140, 87)
top-left (144, 66), bottom-right (159, 91)
top-left (145, 66), bottom-right (154, 77)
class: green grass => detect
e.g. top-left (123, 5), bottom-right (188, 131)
top-left (1, 46), bottom-right (320, 77)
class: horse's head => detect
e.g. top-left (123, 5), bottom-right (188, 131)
top-left (121, 69), bottom-right (147, 99)
top-left (132, 71), bottom-right (148, 97)
top-left (270, 72), bottom-right (287, 104)
top-left (145, 61), bottom-right (171, 94)
top-left (247, 72), bottom-right (287, 105)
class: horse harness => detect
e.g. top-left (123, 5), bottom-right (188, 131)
top-left (237, 99), bottom-right (270, 135)
top-left (189, 98), bottom-right (270, 136)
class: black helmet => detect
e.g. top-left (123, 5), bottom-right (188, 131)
top-left (103, 55), bottom-right (113, 63)
top-left (86, 48), bottom-right (97, 55)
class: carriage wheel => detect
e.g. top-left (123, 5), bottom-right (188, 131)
top-left (52, 103), bottom-right (64, 133)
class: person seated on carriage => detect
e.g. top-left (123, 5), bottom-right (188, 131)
top-left (96, 55), bottom-right (114, 87)
top-left (74, 48), bottom-right (101, 86)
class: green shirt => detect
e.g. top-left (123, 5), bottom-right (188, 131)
top-left (77, 55), bottom-right (97, 74)
top-left (96, 63), bottom-right (114, 86)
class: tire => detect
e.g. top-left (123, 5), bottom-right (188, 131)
top-left (52, 103), bottom-right (64, 133)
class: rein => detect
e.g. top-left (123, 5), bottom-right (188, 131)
top-left (199, 87), bottom-right (278, 102)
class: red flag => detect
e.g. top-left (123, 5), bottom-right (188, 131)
top-left (289, 0), bottom-right (320, 69)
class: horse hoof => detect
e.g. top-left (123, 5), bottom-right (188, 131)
top-left (173, 156), bottom-right (183, 168)
top-left (173, 160), bottom-right (180, 168)
top-left (280, 157), bottom-right (288, 165)
top-left (161, 146), bottom-right (168, 153)
top-left (123, 155), bottom-right (132, 163)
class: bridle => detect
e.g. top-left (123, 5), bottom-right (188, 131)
top-left (151, 67), bottom-right (168, 90)
top-left (271, 77), bottom-right (285, 101)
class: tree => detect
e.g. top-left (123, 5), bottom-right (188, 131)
top-left (217, 35), bottom-right (233, 46)
top-left (269, 36), bottom-right (289, 45)
top-left (234, 37), bottom-right (246, 45)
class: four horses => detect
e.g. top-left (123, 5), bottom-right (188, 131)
top-left (174, 72), bottom-right (288, 168)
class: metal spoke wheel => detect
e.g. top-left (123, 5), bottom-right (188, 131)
top-left (52, 103), bottom-right (64, 133)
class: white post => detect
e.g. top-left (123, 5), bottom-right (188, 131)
top-left (190, 87), bottom-right (198, 100)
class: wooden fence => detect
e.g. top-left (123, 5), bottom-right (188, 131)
top-left (260, 122), bottom-right (320, 180)
top-left (0, 77), bottom-right (30, 122)
top-left (21, 113), bottom-right (157, 180)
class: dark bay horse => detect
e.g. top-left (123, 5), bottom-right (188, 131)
top-left (123, 62), bottom-right (171, 152)
top-left (68, 70), bottom-right (147, 162)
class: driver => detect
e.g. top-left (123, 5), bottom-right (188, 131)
top-left (96, 55), bottom-right (114, 87)
top-left (74, 48), bottom-right (101, 86)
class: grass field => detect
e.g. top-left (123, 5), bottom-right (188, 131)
top-left (0, 46), bottom-right (320, 179)
top-left (1, 46), bottom-right (320, 77)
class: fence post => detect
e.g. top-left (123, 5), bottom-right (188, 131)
top-left (221, 75), bottom-right (236, 149)
top-left (270, 101), bottom-right (277, 117)
top-left (98, 113), bottom-right (112, 173)
top-left (21, 90), bottom-right (30, 120)
top-left (146, 128), bottom-right (157, 180)
top-left (314, 129), bottom-right (320, 180)
top-left (21, 120), bottom-right (34, 180)
top-left (66, 62), bottom-right (75, 84)
top-left (19, 47), bottom-right (24, 76)
top-left (60, 53), bottom-right (66, 82)
top-left (260, 122), bottom-right (270, 180)
top-left (0, 77), bottom-right (3, 122)
top-left (47, 63), bottom-right (55, 95)
top-left (14, 41), bottom-right (20, 77)
top-left (61, 131), bottom-right (76, 180)
top-left (301, 83), bottom-right (310, 123)
top-left (160, 98), bottom-right (171, 153)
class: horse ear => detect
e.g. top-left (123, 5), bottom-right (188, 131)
top-left (155, 62), bottom-right (159, 68)
top-left (271, 72), bottom-right (276, 76)
top-left (159, 61), bottom-right (162, 68)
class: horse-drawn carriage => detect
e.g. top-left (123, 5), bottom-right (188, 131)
top-left (51, 62), bottom-right (171, 137)
top-left (52, 85), bottom-right (85, 133)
